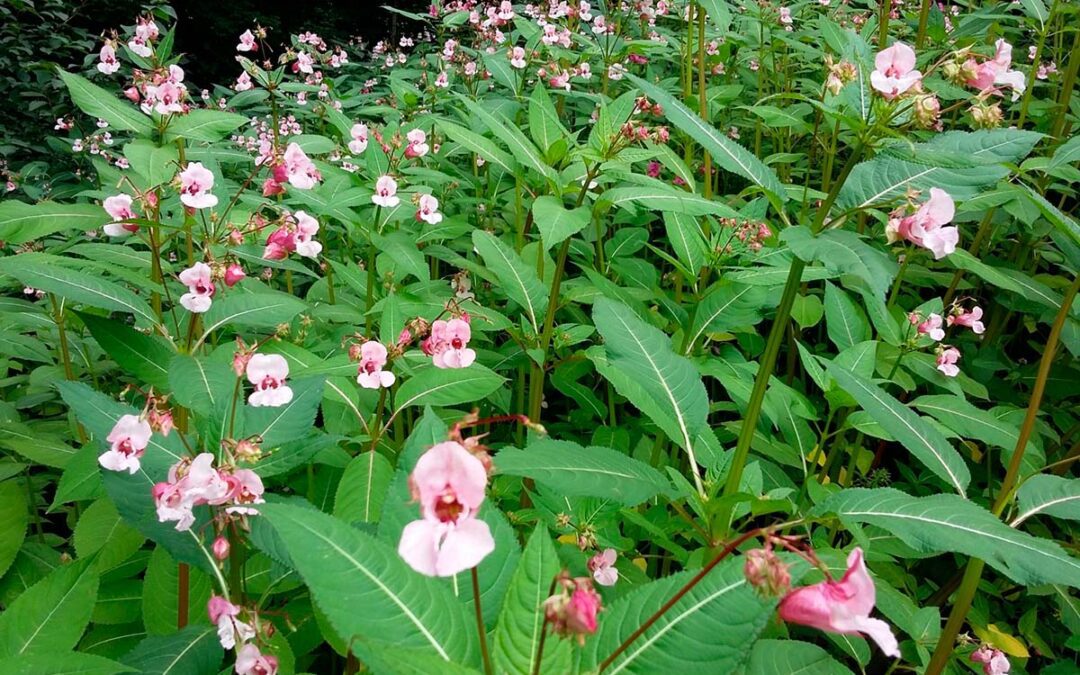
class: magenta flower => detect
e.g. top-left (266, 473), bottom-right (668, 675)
top-left (263, 227), bottom-right (296, 260)
top-left (235, 643), bottom-right (279, 675)
top-left (424, 318), bottom-right (476, 369)
top-left (103, 194), bottom-right (139, 237)
top-left (208, 596), bottom-right (255, 650)
top-left (356, 341), bottom-right (396, 390)
top-left (348, 123), bottom-right (369, 154)
top-left (179, 262), bottom-right (215, 314)
top-left (886, 188), bottom-right (958, 259)
top-left (178, 163), bottom-right (218, 209)
top-left (972, 646), bottom-right (1011, 675)
top-left (153, 453), bottom-right (231, 531)
top-left (416, 194), bottom-right (443, 226)
top-left (589, 549), bottom-right (619, 587)
top-left (398, 441), bottom-right (495, 577)
top-left (567, 585), bottom-right (602, 634)
top-left (224, 264), bottom-right (246, 288)
top-left (97, 43), bottom-right (120, 75)
top-left (936, 346), bottom-right (961, 377)
top-left (917, 313), bottom-right (945, 341)
top-left (372, 175), bottom-right (400, 208)
top-left (246, 353), bottom-right (293, 407)
top-left (99, 414), bottom-right (151, 474)
top-left (283, 143), bottom-right (320, 189)
top-left (949, 306), bottom-right (985, 334)
top-left (871, 42), bottom-right (922, 100)
top-left (777, 548), bottom-right (899, 658)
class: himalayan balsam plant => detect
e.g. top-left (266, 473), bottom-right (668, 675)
top-left (0, 0), bottom-right (1077, 674)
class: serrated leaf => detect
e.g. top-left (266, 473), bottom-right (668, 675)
top-left (142, 547), bottom-right (213, 636)
top-left (600, 183), bottom-right (740, 218)
top-left (531, 195), bottom-right (591, 249)
top-left (243, 376), bottom-right (325, 448)
top-left (393, 364), bottom-right (505, 410)
top-left (0, 652), bottom-right (133, 675)
top-left (200, 291), bottom-right (307, 336)
top-left (59, 71), bottom-right (154, 136)
top-left (0, 480), bottom-right (27, 578)
top-left (782, 226), bottom-right (897, 300)
top-left (685, 280), bottom-right (776, 352)
top-left (823, 283), bottom-right (870, 351)
top-left (454, 94), bottom-right (556, 182)
top-left (120, 626), bottom-right (222, 675)
top-left (663, 212), bottom-right (708, 278)
top-left (1013, 475), bottom-right (1080, 527)
top-left (439, 120), bottom-right (517, 175)
top-left (123, 141), bottom-right (179, 186)
top-left (0, 557), bottom-right (99, 658)
top-left (80, 312), bottom-right (173, 391)
top-left (473, 230), bottom-right (548, 331)
top-left (163, 109), bottom-right (248, 143)
top-left (73, 498), bottom-right (145, 572)
top-left (0, 201), bottom-right (111, 244)
top-left (334, 451), bottom-right (394, 524)
top-left (747, 640), bottom-right (855, 674)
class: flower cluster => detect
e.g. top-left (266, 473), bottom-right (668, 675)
top-left (153, 453), bottom-right (265, 531)
top-left (885, 188), bottom-right (958, 260)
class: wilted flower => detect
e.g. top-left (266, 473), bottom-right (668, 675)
top-left (743, 548), bottom-right (792, 597)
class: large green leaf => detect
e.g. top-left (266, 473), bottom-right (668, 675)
top-left (492, 527), bottom-right (571, 675)
top-left (1013, 475), bottom-right (1080, 527)
top-left (259, 501), bottom-right (478, 665)
top-left (243, 376), bottom-right (325, 448)
top-left (0, 201), bottom-right (110, 244)
top-left (593, 299), bottom-right (708, 469)
top-left (663, 212), bottom-right (709, 278)
top-left (120, 626), bottom-right (222, 675)
top-left (626, 74), bottom-right (786, 205)
top-left (0, 557), bottom-right (99, 658)
top-left (141, 547), bottom-right (213, 636)
top-left (818, 488), bottom-right (1080, 587)
top-left (58, 71), bottom-right (155, 136)
top-left (528, 84), bottom-right (568, 154)
top-left (0, 480), bottom-right (27, 578)
top-left (438, 120), bottom-right (517, 175)
top-left (163, 109), bottom-right (248, 142)
top-left (454, 94), bottom-right (556, 182)
top-left (782, 227), bottom-right (897, 300)
top-left (123, 140), bottom-right (179, 187)
top-left (200, 291), bottom-right (307, 336)
top-left (80, 312), bottom-right (174, 391)
top-left (393, 364), bottom-right (505, 410)
top-left (600, 183), bottom-right (740, 218)
top-left (73, 498), bottom-right (145, 572)
top-left (0, 652), bottom-right (133, 675)
top-left (912, 395), bottom-right (1041, 472)
top-left (827, 364), bottom-right (970, 494)
top-left (532, 195), bottom-right (591, 249)
top-left (334, 451), bottom-right (394, 525)
top-left (472, 230), bottom-right (548, 331)
top-left (823, 283), bottom-right (870, 351)
top-left (167, 353), bottom-right (234, 417)
top-left (747, 640), bottom-right (855, 674)
top-left (495, 439), bottom-right (671, 506)
top-left (684, 280), bottom-right (777, 352)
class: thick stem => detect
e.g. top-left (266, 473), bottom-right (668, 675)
top-left (877, 0), bottom-right (890, 48)
top-left (697, 3), bottom-right (712, 199)
top-left (915, 0), bottom-right (931, 48)
top-left (177, 563), bottom-right (190, 629)
top-left (472, 567), bottom-right (493, 675)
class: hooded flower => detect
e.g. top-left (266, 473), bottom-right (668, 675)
top-left (103, 194), bottom-right (139, 236)
top-left (153, 453), bottom-right (232, 531)
top-left (208, 596), bottom-right (255, 650)
top-left (588, 549), bottom-right (619, 587)
top-left (283, 143), bottom-right (320, 189)
top-left (886, 188), bottom-right (958, 259)
top-left (178, 163), bottom-right (219, 209)
top-left (509, 46), bottom-right (527, 69)
top-left (870, 42), bottom-right (922, 100)
top-left (179, 262), bottom-right (215, 313)
top-left (99, 414), bottom-right (152, 474)
top-left (778, 548), bottom-right (900, 658)
top-left (416, 194), bottom-right (443, 225)
top-left (235, 643), bottom-right (279, 675)
top-left (224, 469), bottom-right (265, 515)
top-left (972, 646), bottom-right (1011, 675)
top-left (237, 29), bottom-right (257, 52)
top-left (372, 175), bottom-right (400, 208)
top-left (967, 39), bottom-right (1027, 102)
top-left (949, 306), bottom-right (985, 334)
top-left (424, 318), bottom-right (476, 369)
top-left (97, 43), bottom-right (120, 74)
top-left (356, 341), bottom-right (396, 390)
top-left (398, 441), bottom-right (495, 576)
top-left (246, 353), bottom-right (293, 407)
top-left (937, 346), bottom-right (961, 377)
top-left (404, 129), bottom-right (429, 158)
top-left (292, 210), bottom-right (322, 258)
top-left (348, 123), bottom-right (369, 154)
top-left (917, 313), bottom-right (946, 341)
top-left (263, 227), bottom-right (296, 260)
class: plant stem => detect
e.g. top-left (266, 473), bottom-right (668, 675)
top-left (877, 0), bottom-right (890, 48)
top-left (177, 563), bottom-right (190, 629)
top-left (471, 567), bottom-right (493, 675)
top-left (697, 3), bottom-right (711, 200)
top-left (926, 272), bottom-right (1080, 675)
top-left (915, 0), bottom-right (931, 48)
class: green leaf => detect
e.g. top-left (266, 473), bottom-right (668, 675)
top-left (827, 364), bottom-right (969, 494)
top-left (0, 201), bottom-right (110, 244)
top-left (376, 230), bottom-right (428, 283)
top-left (685, 280), bottom-right (776, 352)
top-left (947, 249), bottom-right (1061, 309)
top-left (747, 640), bottom-right (855, 674)
top-left (626, 74), bottom-right (786, 205)
top-left (472, 230), bottom-right (548, 331)
top-left (393, 364), bottom-right (505, 410)
top-left (259, 502), bottom-right (478, 664)
top-left (142, 547), bottom-right (213, 636)
top-left (0, 253), bottom-right (157, 327)
top-left (532, 195), bottom-right (591, 249)
top-left (243, 376), bottom-right (325, 448)
top-left (167, 352), bottom-right (234, 418)
top-left (819, 488), bottom-right (1080, 588)
top-left (79, 312), bottom-right (174, 391)
top-left (123, 141), bottom-right (179, 186)
top-left (200, 291), bottom-right (307, 335)
top-left (0, 557), bottom-right (99, 658)
top-left (58, 71), bottom-right (155, 136)
top-left (600, 183), bottom-right (740, 218)
top-left (912, 395), bottom-right (1040, 472)
top-left (0, 480), bottom-right (27, 578)
top-left (1019, 0), bottom-right (1048, 29)
top-left (593, 298), bottom-right (709, 471)
top-left (73, 498), bottom-right (145, 572)
top-left (51, 444), bottom-right (105, 510)
top-left (439, 120), bottom-right (517, 175)
top-left (495, 439), bottom-right (671, 506)
top-left (663, 213), bottom-right (709, 278)
top-left (824, 283), bottom-right (870, 351)
top-left (0, 652), bottom-right (133, 675)
top-left (528, 84), bottom-right (568, 154)
top-left (1013, 475), bottom-right (1080, 527)
top-left (782, 226), bottom-right (898, 300)
top-left (492, 527), bottom-right (571, 675)
top-left (121, 626), bottom-right (222, 675)
top-left (334, 451), bottom-right (394, 524)
top-left (454, 94), bottom-right (556, 182)
top-left (163, 110), bottom-right (249, 142)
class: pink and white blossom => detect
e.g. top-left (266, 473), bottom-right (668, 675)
top-left (153, 453), bottom-right (231, 531)
top-left (936, 346), bottom-right (961, 377)
top-left (949, 306), bottom-right (985, 334)
top-left (178, 162), bottom-right (219, 209)
top-left (235, 643), bottom-right (279, 675)
top-left (246, 353), bottom-right (293, 407)
top-left (967, 40), bottom-right (1026, 102)
top-left (509, 46), bottom-right (527, 69)
top-left (235, 72), bottom-right (253, 92)
top-left (237, 29), bottom-right (257, 52)
top-left (103, 194), bottom-right (139, 237)
top-left (97, 44), bottom-right (120, 75)
top-left (423, 318), bottom-right (476, 369)
top-left (971, 646), bottom-right (1011, 675)
top-left (208, 596), bottom-right (255, 650)
top-left (917, 313), bottom-right (946, 341)
top-left (372, 175), bottom-right (400, 208)
top-left (356, 341), bottom-right (396, 390)
top-left (348, 123), bottom-right (369, 154)
top-left (589, 548), bottom-right (619, 586)
top-left (885, 188), bottom-right (958, 259)
top-left (405, 129), bottom-right (430, 158)
top-left (293, 210), bottom-right (322, 258)
top-left (99, 414), bottom-right (152, 474)
top-left (283, 143), bottom-right (320, 189)
top-left (178, 262), bottom-right (215, 313)
top-left (871, 42), bottom-right (922, 100)
top-left (416, 194), bottom-right (443, 225)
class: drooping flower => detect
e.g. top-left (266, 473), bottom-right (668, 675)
top-left (99, 414), bottom-right (152, 474)
top-left (293, 210), bottom-right (322, 259)
top-left (103, 194), bottom-right (139, 236)
top-left (936, 346), bottom-right (961, 377)
top-left (348, 123), bottom-right (369, 154)
top-left (178, 163), bottom-right (219, 209)
top-left (262, 227), bottom-right (296, 260)
top-left (224, 264), bottom-right (246, 287)
top-left (743, 548), bottom-right (792, 597)
top-left (97, 43), bottom-right (120, 75)
top-left (967, 39), bottom-right (1027, 102)
top-left (235, 643), bottom-right (279, 675)
top-left (416, 194), bottom-right (443, 225)
top-left (208, 596), bottom-right (255, 650)
top-left (949, 306), bottom-right (985, 334)
top-left (356, 341), bottom-right (396, 390)
top-left (237, 29), bottom-right (257, 52)
top-left (543, 576), bottom-right (603, 645)
top-left (178, 262), bottom-right (215, 313)
top-left (404, 129), bottom-right (430, 158)
top-left (971, 646), bottom-right (1011, 675)
top-left (871, 42), bottom-right (923, 100)
top-left (153, 453), bottom-right (232, 531)
top-left (235, 72), bottom-right (253, 92)
top-left (372, 175), bottom-right (400, 208)
top-left (246, 353), bottom-right (293, 407)
top-left (283, 143), bottom-right (320, 189)
top-left (398, 441), bottom-right (495, 576)
top-left (917, 313), bottom-right (946, 341)
top-left (224, 469), bottom-right (265, 515)
top-left (423, 318), bottom-right (476, 369)
top-left (885, 188), bottom-right (958, 259)
top-left (588, 549), bottom-right (619, 587)
top-left (777, 548), bottom-right (899, 658)
top-left (295, 51), bottom-right (314, 74)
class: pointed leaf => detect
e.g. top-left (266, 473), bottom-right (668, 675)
top-left (473, 230), bottom-right (548, 330)
top-left (0, 558), bottom-right (99, 658)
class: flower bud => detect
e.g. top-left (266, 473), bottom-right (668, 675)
top-left (213, 536), bottom-right (230, 561)
top-left (743, 548), bottom-right (791, 597)
top-left (224, 263), bottom-right (246, 287)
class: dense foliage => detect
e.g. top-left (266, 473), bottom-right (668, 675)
top-left (0, 1), bottom-right (1078, 674)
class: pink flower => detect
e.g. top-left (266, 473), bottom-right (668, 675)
top-left (885, 188), bottom-right (958, 259)
top-left (588, 549), bottom-right (618, 586)
top-left (509, 46), bottom-right (527, 69)
top-left (224, 469), bottom-right (265, 515)
top-left (416, 194), bottom-right (443, 225)
top-left (425, 318), bottom-right (476, 369)
top-left (237, 29), bottom-right (257, 52)
top-left (283, 143), bottom-right (320, 189)
top-left (97, 44), bottom-right (120, 75)
top-left (566, 586), bottom-right (601, 634)
top-left (917, 313), bottom-right (945, 341)
top-left (207, 596), bottom-right (255, 649)
top-left (246, 353), bottom-right (293, 407)
top-left (435, 71), bottom-right (450, 88)
top-left (372, 175), bottom-right (400, 208)
top-left (398, 441), bottom-right (494, 577)
top-left (99, 414), bottom-right (151, 474)
top-left (295, 51), bottom-right (314, 74)
top-left (153, 453), bottom-right (231, 531)
top-left (405, 129), bottom-right (430, 159)
top-left (179, 262), bottom-right (215, 313)
top-left (646, 161), bottom-right (661, 178)
top-left (235, 72), bottom-right (253, 92)
top-left (213, 536), bottom-right (230, 560)
top-left (779, 6), bottom-right (793, 26)
top-left (967, 40), bottom-right (1026, 102)
top-left (178, 162), bottom-right (218, 209)
top-left (224, 264), bottom-right (246, 287)
top-left (936, 346), bottom-right (961, 377)
top-left (870, 42), bottom-right (922, 100)
top-left (261, 177), bottom-right (285, 197)
top-left (235, 643), bottom-right (279, 675)
top-left (778, 548), bottom-right (899, 658)
top-left (743, 548), bottom-right (792, 597)
top-left (949, 306), bottom-right (985, 334)
top-left (348, 123), bottom-right (369, 154)
top-left (972, 646), bottom-right (1011, 675)
top-left (103, 194), bottom-right (139, 236)
top-left (262, 227), bottom-right (295, 260)
top-left (356, 341), bottom-right (396, 390)
top-left (293, 210), bottom-right (322, 259)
